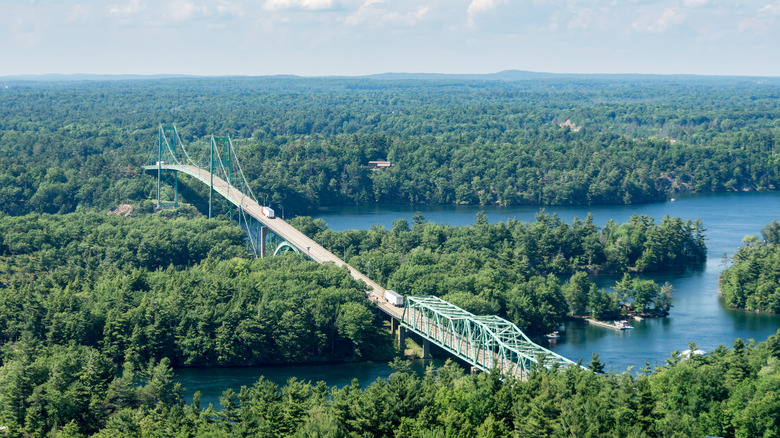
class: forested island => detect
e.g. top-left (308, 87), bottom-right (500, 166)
top-left (300, 212), bottom-right (704, 333)
top-left (720, 220), bottom-right (780, 313)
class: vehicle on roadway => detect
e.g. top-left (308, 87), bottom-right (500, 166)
top-left (384, 290), bottom-right (403, 307)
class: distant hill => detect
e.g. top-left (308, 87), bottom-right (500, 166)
top-left (1, 70), bottom-right (777, 85)
top-left (362, 70), bottom-right (780, 84)
top-left (0, 74), bottom-right (194, 82)
top-left (361, 70), bottom-right (558, 81)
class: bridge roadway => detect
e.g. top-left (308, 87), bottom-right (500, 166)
top-left (145, 163), bottom-right (403, 320)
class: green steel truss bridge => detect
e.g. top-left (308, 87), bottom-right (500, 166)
top-left (402, 296), bottom-right (578, 379)
top-left (145, 125), bottom-right (580, 379)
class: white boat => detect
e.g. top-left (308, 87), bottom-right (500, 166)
top-left (614, 321), bottom-right (634, 330)
top-left (545, 331), bottom-right (561, 339)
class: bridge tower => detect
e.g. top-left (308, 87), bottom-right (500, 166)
top-left (209, 136), bottom-right (233, 220)
top-left (156, 125), bottom-right (179, 208)
top-left (145, 126), bottom-right (300, 260)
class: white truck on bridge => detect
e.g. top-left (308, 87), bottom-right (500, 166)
top-left (384, 290), bottom-right (403, 307)
top-left (261, 206), bottom-right (275, 218)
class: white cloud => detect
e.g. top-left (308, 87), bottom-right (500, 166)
top-left (67, 4), bottom-right (94, 23)
top-left (683, 0), bottom-right (709, 7)
top-left (565, 7), bottom-right (608, 31)
top-left (657, 8), bottom-right (685, 29)
top-left (632, 7), bottom-right (685, 33)
top-left (168, 2), bottom-right (199, 20)
top-left (759, 2), bottom-right (780, 16)
top-left (467, 0), bottom-right (498, 15)
top-left (263, 0), bottom-right (335, 11)
top-left (108, 0), bottom-right (146, 16)
top-left (164, 1), bottom-right (243, 21)
top-left (103, 0), bottom-right (244, 28)
top-left (467, 0), bottom-right (507, 26)
top-left (738, 17), bottom-right (763, 33)
top-left (737, 1), bottom-right (780, 34)
top-left (345, 0), bottom-right (430, 27)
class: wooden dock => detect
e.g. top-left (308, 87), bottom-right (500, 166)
top-left (586, 319), bottom-right (633, 330)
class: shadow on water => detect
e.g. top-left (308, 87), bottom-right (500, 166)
top-left (176, 359), bottom-right (445, 409)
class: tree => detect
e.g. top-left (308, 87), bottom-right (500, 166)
top-left (336, 302), bottom-right (374, 357)
top-left (654, 282), bottom-right (674, 316)
top-left (564, 272), bottom-right (591, 316)
top-left (743, 234), bottom-right (760, 246)
top-left (761, 220), bottom-right (780, 244)
top-left (588, 353), bottom-right (606, 374)
top-left (631, 279), bottom-right (659, 314)
top-left (588, 287), bottom-right (614, 319)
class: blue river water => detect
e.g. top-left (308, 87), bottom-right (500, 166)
top-left (177, 191), bottom-right (780, 404)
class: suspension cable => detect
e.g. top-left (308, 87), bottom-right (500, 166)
top-left (228, 136), bottom-right (259, 204)
top-left (172, 126), bottom-right (199, 167)
top-left (159, 129), bottom-right (180, 165)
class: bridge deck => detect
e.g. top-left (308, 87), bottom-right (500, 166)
top-left (403, 307), bottom-right (529, 379)
top-left (144, 163), bottom-right (403, 319)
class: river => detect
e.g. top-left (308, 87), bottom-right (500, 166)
top-left (178, 191), bottom-right (780, 405)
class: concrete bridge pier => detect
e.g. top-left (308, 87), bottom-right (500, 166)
top-left (259, 226), bottom-right (270, 258)
top-left (391, 317), bottom-right (430, 358)
top-left (422, 339), bottom-right (431, 359)
top-left (398, 326), bottom-right (406, 356)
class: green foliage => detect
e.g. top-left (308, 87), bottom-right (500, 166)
top-left (0, 212), bottom-right (246, 283)
top-left (306, 212), bottom-right (701, 333)
top-left (4, 330), bottom-right (777, 437)
top-left (2, 77), bottom-right (780, 217)
top-left (0, 213), bottom-right (394, 370)
top-left (4, 74), bottom-right (776, 436)
top-left (0, 211), bottom-right (767, 437)
top-left (720, 221), bottom-right (780, 313)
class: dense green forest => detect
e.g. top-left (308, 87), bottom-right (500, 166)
top-left (1, 75), bottom-right (779, 216)
top-left (0, 74), bottom-right (777, 436)
top-left (719, 220), bottom-right (780, 313)
top-left (1, 329), bottom-right (778, 437)
top-left (294, 212), bottom-right (703, 333)
top-left (0, 211), bottom-right (699, 352)
top-left (0, 213), bottom-right (392, 369)
top-left (0, 207), bottom-right (769, 438)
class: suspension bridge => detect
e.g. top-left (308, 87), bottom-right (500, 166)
top-left (144, 125), bottom-right (579, 379)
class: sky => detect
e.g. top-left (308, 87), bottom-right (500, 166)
top-left (2, 0), bottom-right (780, 77)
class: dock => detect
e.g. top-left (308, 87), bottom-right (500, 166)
top-left (586, 319), bottom-right (633, 330)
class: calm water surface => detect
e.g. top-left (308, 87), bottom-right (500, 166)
top-left (177, 360), bottom-right (444, 407)
top-left (179, 191), bottom-right (780, 403)
top-left (317, 191), bottom-right (780, 371)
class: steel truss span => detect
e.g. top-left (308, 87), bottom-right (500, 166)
top-left (402, 296), bottom-right (580, 379)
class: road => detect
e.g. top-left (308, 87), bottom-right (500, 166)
top-left (144, 163), bottom-right (404, 319)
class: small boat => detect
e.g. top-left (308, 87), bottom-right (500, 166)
top-left (670, 198), bottom-right (676, 202)
top-left (681, 349), bottom-right (706, 358)
top-left (545, 331), bottom-right (561, 339)
top-left (614, 321), bottom-right (633, 330)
